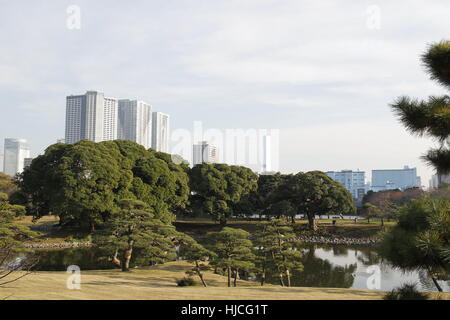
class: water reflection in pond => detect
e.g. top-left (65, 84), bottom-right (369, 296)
top-left (31, 245), bottom-right (449, 292)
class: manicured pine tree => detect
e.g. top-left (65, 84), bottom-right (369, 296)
top-left (254, 219), bottom-right (303, 287)
top-left (205, 227), bottom-right (255, 287)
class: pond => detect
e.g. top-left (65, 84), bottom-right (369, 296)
top-left (27, 244), bottom-right (449, 292)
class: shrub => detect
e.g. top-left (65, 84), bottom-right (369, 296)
top-left (383, 283), bottom-right (428, 300)
top-left (176, 277), bottom-right (198, 287)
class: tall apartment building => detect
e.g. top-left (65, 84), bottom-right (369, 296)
top-left (193, 141), bottom-right (218, 166)
top-left (151, 112), bottom-right (170, 153)
top-left (326, 170), bottom-right (367, 205)
top-left (118, 100), bottom-right (152, 149)
top-left (65, 91), bottom-right (118, 144)
top-left (3, 138), bottom-right (30, 176)
top-left (371, 166), bottom-right (419, 191)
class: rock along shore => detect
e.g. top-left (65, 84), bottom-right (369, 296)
top-left (296, 235), bottom-right (380, 246)
top-left (25, 241), bottom-right (92, 249)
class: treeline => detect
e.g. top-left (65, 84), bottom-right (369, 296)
top-left (13, 139), bottom-right (355, 231)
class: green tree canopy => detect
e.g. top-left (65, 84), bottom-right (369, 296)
top-left (93, 199), bottom-right (180, 271)
top-left (0, 193), bottom-right (37, 286)
top-left (189, 163), bottom-right (258, 224)
top-left (391, 40), bottom-right (450, 177)
top-left (18, 140), bottom-right (190, 230)
top-left (271, 171), bottom-right (355, 231)
top-left (254, 219), bottom-right (303, 287)
top-left (205, 227), bottom-right (255, 287)
top-left (379, 196), bottom-right (450, 291)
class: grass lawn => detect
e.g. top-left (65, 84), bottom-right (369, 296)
top-left (5, 261), bottom-right (445, 300)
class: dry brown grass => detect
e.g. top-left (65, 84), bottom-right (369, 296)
top-left (3, 261), bottom-right (446, 300)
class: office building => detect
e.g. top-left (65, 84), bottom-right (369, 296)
top-left (371, 166), bottom-right (419, 191)
top-left (193, 141), bottom-right (218, 166)
top-left (118, 99), bottom-right (152, 149)
top-left (326, 170), bottom-right (367, 205)
top-left (65, 91), bottom-right (118, 144)
top-left (151, 112), bottom-right (170, 153)
top-left (3, 138), bottom-right (30, 176)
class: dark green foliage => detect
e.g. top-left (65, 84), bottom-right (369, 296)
top-left (383, 283), bottom-right (428, 300)
top-left (205, 227), bottom-right (255, 287)
top-left (178, 234), bottom-right (215, 287)
top-left (0, 194), bottom-right (37, 286)
top-left (391, 40), bottom-right (450, 175)
top-left (176, 277), bottom-right (198, 287)
top-left (18, 140), bottom-right (190, 230)
top-left (189, 163), bottom-right (258, 224)
top-left (380, 197), bottom-right (449, 291)
top-left (269, 171), bottom-right (355, 230)
top-left (92, 199), bottom-right (180, 271)
top-left (254, 219), bottom-right (303, 287)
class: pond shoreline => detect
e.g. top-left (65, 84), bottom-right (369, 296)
top-left (25, 236), bottom-right (381, 249)
top-left (296, 235), bottom-right (380, 246)
top-left (25, 241), bottom-right (92, 249)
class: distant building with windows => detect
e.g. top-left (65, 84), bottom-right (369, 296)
top-left (3, 138), bottom-right (30, 176)
top-left (371, 166), bottom-right (419, 191)
top-left (326, 170), bottom-right (367, 206)
top-left (151, 112), bottom-right (170, 153)
top-left (118, 99), bottom-right (152, 149)
top-left (65, 91), bottom-right (118, 144)
top-left (193, 141), bottom-right (218, 166)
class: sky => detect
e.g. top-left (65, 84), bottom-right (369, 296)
top-left (1, 0), bottom-right (449, 186)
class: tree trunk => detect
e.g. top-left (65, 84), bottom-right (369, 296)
top-left (111, 249), bottom-right (121, 268)
top-left (285, 269), bottom-right (291, 287)
top-left (122, 241), bottom-right (134, 272)
top-left (233, 268), bottom-right (239, 287)
top-left (227, 266), bottom-right (231, 287)
top-left (195, 261), bottom-right (207, 287)
top-left (428, 266), bottom-right (443, 292)
top-left (381, 218), bottom-right (384, 226)
top-left (279, 273), bottom-right (285, 287)
top-left (89, 221), bottom-right (95, 233)
top-left (260, 269), bottom-right (266, 286)
top-left (307, 214), bottom-right (317, 231)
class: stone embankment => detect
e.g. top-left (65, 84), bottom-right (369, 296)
top-left (25, 241), bottom-right (92, 249)
top-left (297, 235), bottom-right (380, 246)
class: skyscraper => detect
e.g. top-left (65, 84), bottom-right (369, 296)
top-left (193, 141), bottom-right (218, 166)
top-left (118, 100), bottom-right (152, 149)
top-left (65, 91), bottom-right (118, 144)
top-left (3, 138), bottom-right (30, 176)
top-left (151, 112), bottom-right (170, 153)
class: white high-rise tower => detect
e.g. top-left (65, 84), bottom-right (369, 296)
top-left (151, 112), bottom-right (170, 153)
top-left (193, 141), bottom-right (218, 166)
top-left (3, 138), bottom-right (30, 176)
top-left (118, 100), bottom-right (152, 149)
top-left (65, 91), bottom-right (118, 144)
